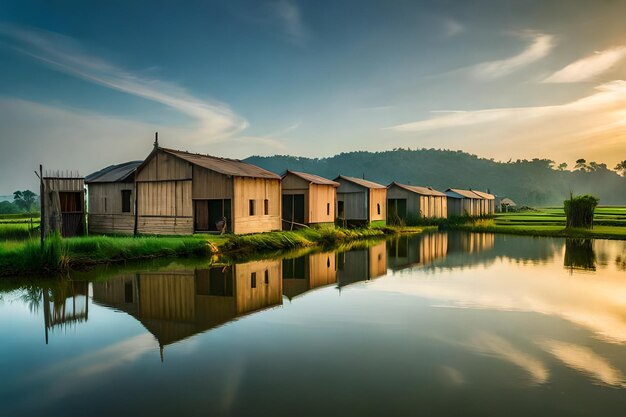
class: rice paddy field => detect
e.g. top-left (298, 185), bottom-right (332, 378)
top-left (477, 206), bottom-right (626, 239)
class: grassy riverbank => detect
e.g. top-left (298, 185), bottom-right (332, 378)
top-left (449, 207), bottom-right (626, 240)
top-left (0, 225), bottom-right (430, 277)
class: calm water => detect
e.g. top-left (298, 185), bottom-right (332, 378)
top-left (1, 232), bottom-right (626, 417)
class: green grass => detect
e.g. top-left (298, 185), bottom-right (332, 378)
top-left (0, 212), bottom-right (40, 220)
top-left (0, 234), bottom-right (216, 276)
top-left (0, 223), bottom-right (38, 240)
top-left (0, 225), bottom-right (431, 277)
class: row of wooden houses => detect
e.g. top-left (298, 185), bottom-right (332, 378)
top-left (83, 141), bottom-right (495, 236)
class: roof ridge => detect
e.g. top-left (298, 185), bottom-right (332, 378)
top-left (160, 147), bottom-right (243, 163)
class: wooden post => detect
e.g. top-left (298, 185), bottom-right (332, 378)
top-left (37, 164), bottom-right (45, 250)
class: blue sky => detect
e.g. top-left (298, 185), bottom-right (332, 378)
top-left (1, 0), bottom-right (626, 192)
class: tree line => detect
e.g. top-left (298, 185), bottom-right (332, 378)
top-left (0, 191), bottom-right (39, 214)
top-left (245, 149), bottom-right (626, 206)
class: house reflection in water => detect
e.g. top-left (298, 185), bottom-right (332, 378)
top-left (43, 281), bottom-right (89, 344)
top-left (336, 241), bottom-right (387, 288)
top-left (282, 251), bottom-right (337, 300)
top-left (92, 259), bottom-right (282, 359)
top-left (387, 233), bottom-right (448, 271)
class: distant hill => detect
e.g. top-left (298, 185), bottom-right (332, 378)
top-left (245, 149), bottom-right (626, 206)
top-left (0, 195), bottom-right (12, 203)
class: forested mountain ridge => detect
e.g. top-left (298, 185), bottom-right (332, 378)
top-left (245, 149), bottom-right (626, 206)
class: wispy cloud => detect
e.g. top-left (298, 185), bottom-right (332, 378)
top-left (442, 18), bottom-right (464, 38)
top-left (473, 32), bottom-right (554, 79)
top-left (468, 332), bottom-right (549, 384)
top-left (543, 46), bottom-right (626, 83)
top-left (385, 80), bottom-right (626, 166)
top-left (0, 24), bottom-right (248, 141)
top-left (540, 340), bottom-right (626, 387)
top-left (271, 0), bottom-right (308, 45)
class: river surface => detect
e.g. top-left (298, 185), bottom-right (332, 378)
top-left (1, 232), bottom-right (626, 417)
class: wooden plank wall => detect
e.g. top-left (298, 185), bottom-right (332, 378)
top-left (368, 241), bottom-right (387, 278)
top-left (89, 214), bottom-right (135, 235)
top-left (337, 191), bottom-right (367, 220)
top-left (369, 188), bottom-right (387, 222)
top-left (138, 273), bottom-right (196, 322)
top-left (136, 181), bottom-right (193, 234)
top-left (309, 184), bottom-right (336, 224)
top-left (88, 183), bottom-right (135, 214)
top-left (232, 177), bottom-right (281, 234)
top-left (192, 166), bottom-right (232, 199)
top-left (234, 260), bottom-right (283, 315)
top-left (136, 151), bottom-right (192, 181)
top-left (309, 252), bottom-right (337, 288)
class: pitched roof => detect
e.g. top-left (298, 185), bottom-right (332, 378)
top-left (160, 147), bottom-right (280, 179)
top-left (470, 190), bottom-right (495, 200)
top-left (334, 175), bottom-right (386, 189)
top-left (85, 161), bottom-right (142, 183)
top-left (283, 170), bottom-right (339, 186)
top-left (388, 182), bottom-right (446, 197)
top-left (446, 188), bottom-right (483, 199)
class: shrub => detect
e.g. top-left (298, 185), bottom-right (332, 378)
top-left (564, 194), bottom-right (599, 229)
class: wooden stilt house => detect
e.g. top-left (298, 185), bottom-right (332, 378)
top-left (470, 190), bottom-right (496, 215)
top-left (281, 170), bottom-right (339, 230)
top-left (85, 161), bottom-right (142, 235)
top-left (386, 182), bottom-right (447, 224)
top-left (134, 144), bottom-right (282, 235)
top-left (445, 188), bottom-right (484, 217)
top-left (334, 176), bottom-right (387, 227)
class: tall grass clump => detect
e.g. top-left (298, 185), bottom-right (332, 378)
top-left (564, 194), bottom-right (599, 229)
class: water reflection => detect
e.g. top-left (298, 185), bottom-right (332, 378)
top-left (92, 259), bottom-right (282, 358)
top-left (336, 241), bottom-right (387, 288)
top-left (2, 232), bottom-right (626, 417)
top-left (282, 251), bottom-right (336, 300)
top-left (564, 239), bottom-right (596, 271)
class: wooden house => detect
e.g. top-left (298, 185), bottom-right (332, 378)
top-left (92, 259), bottom-right (282, 354)
top-left (445, 188), bottom-right (484, 217)
top-left (41, 172), bottom-right (85, 237)
top-left (386, 182), bottom-right (447, 224)
top-left (85, 161), bottom-right (141, 235)
top-left (336, 241), bottom-right (387, 288)
top-left (134, 145), bottom-right (282, 235)
top-left (281, 170), bottom-right (339, 230)
top-left (282, 251), bottom-right (337, 300)
top-left (471, 190), bottom-right (496, 215)
top-left (334, 176), bottom-right (387, 227)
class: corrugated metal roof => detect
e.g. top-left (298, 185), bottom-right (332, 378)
top-left (283, 170), bottom-right (339, 186)
top-left (388, 182), bottom-right (446, 197)
top-left (334, 175), bottom-right (386, 189)
top-left (161, 148), bottom-right (280, 179)
top-left (470, 190), bottom-right (495, 200)
top-left (446, 188), bottom-right (483, 199)
top-left (85, 161), bottom-right (142, 183)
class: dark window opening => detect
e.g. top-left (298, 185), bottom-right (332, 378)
top-left (104, 197), bottom-right (107, 213)
top-left (264, 199), bottom-right (269, 215)
top-left (59, 192), bottom-right (82, 213)
top-left (282, 257), bottom-right (307, 279)
top-left (121, 190), bottom-right (132, 213)
top-left (377, 203), bottom-right (381, 215)
top-left (337, 201), bottom-right (345, 219)
top-left (251, 272), bottom-right (257, 288)
top-left (264, 269), bottom-right (269, 284)
top-left (124, 282), bottom-right (133, 303)
top-left (249, 200), bottom-right (256, 216)
top-left (327, 203), bottom-right (330, 216)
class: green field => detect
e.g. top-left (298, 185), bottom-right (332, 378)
top-left (460, 206), bottom-right (626, 239)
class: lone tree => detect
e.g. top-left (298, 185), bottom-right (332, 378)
top-left (13, 190), bottom-right (37, 212)
top-left (564, 194), bottom-right (599, 229)
top-left (574, 159), bottom-right (588, 172)
top-left (615, 160), bottom-right (626, 176)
